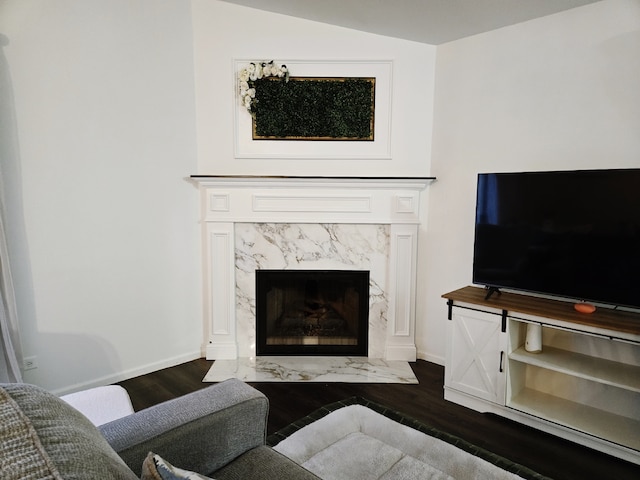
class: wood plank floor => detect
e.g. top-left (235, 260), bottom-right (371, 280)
top-left (117, 358), bottom-right (639, 480)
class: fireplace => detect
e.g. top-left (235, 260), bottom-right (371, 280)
top-left (256, 270), bottom-right (369, 355)
top-left (191, 176), bottom-right (432, 361)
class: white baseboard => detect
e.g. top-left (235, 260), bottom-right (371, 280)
top-left (384, 345), bottom-right (417, 361)
top-left (205, 342), bottom-right (239, 360)
top-left (52, 350), bottom-right (203, 396)
top-left (416, 350), bottom-right (444, 366)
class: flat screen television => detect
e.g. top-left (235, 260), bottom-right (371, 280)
top-left (472, 168), bottom-right (640, 309)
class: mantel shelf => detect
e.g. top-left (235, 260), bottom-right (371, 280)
top-left (190, 175), bottom-right (436, 180)
top-left (190, 175), bottom-right (436, 191)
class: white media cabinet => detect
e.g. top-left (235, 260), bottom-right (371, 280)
top-left (443, 286), bottom-right (640, 465)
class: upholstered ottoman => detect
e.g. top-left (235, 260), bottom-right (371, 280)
top-left (272, 404), bottom-right (547, 480)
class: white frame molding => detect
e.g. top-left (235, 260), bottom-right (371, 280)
top-left (233, 60), bottom-right (393, 160)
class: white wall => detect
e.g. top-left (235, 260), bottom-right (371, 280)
top-left (191, 0), bottom-right (436, 176)
top-left (2, 0), bottom-right (637, 390)
top-left (422, 0), bottom-right (640, 363)
top-left (192, 0), bottom-right (437, 363)
top-left (0, 0), bottom-right (202, 393)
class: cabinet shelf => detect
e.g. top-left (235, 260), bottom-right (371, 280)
top-left (509, 388), bottom-right (640, 451)
top-left (510, 346), bottom-right (640, 393)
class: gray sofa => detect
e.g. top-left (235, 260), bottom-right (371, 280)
top-left (0, 379), bottom-right (320, 479)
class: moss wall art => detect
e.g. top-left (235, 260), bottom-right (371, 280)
top-left (251, 77), bottom-right (375, 141)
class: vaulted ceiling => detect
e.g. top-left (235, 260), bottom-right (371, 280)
top-left (219, 0), bottom-right (602, 45)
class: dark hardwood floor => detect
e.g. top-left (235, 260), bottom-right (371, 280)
top-left (117, 359), bottom-right (639, 480)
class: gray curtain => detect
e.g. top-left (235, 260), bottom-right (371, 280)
top-left (0, 32), bottom-right (23, 383)
top-left (0, 220), bottom-right (22, 383)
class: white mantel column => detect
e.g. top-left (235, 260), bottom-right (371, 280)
top-left (203, 222), bottom-right (238, 359)
top-left (385, 223), bottom-right (419, 360)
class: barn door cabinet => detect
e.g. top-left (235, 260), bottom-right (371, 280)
top-left (443, 286), bottom-right (640, 465)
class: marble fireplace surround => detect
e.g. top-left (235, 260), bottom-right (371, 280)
top-left (192, 176), bottom-right (433, 361)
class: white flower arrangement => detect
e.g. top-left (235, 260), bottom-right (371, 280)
top-left (238, 60), bottom-right (289, 115)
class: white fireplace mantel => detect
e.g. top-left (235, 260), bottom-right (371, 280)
top-left (191, 175), bottom-right (434, 361)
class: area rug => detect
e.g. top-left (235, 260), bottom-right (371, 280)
top-left (267, 397), bottom-right (552, 480)
top-left (203, 356), bottom-right (418, 383)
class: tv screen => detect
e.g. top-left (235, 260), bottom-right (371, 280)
top-left (472, 169), bottom-right (640, 309)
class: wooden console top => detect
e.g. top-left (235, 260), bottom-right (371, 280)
top-left (443, 286), bottom-right (640, 335)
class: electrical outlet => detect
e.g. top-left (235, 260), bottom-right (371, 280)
top-left (23, 356), bottom-right (38, 371)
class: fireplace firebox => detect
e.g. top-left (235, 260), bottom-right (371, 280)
top-left (256, 270), bottom-right (369, 356)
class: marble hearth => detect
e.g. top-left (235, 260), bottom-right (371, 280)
top-left (192, 176), bottom-right (432, 361)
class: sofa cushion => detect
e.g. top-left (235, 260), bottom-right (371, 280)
top-left (0, 383), bottom-right (137, 480)
top-left (0, 387), bottom-right (61, 480)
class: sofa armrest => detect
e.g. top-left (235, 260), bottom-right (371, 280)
top-left (99, 379), bottom-right (268, 476)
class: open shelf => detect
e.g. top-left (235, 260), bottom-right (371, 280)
top-left (510, 346), bottom-right (640, 393)
top-left (509, 388), bottom-right (640, 451)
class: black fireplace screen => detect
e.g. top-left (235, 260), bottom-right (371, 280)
top-left (255, 270), bottom-right (369, 355)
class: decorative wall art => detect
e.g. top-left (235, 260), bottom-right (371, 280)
top-left (234, 60), bottom-right (392, 159)
top-left (250, 76), bottom-right (375, 141)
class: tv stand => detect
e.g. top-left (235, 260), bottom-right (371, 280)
top-left (483, 286), bottom-right (501, 300)
top-left (442, 286), bottom-right (640, 465)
